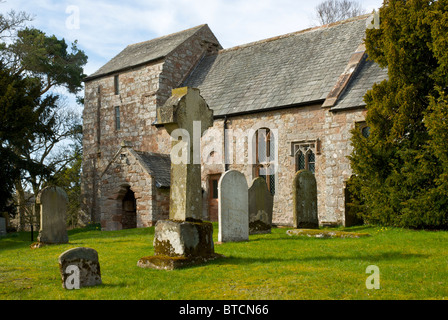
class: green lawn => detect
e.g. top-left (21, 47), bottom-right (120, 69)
top-left (0, 223), bottom-right (447, 300)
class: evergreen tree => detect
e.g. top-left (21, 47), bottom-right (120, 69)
top-left (0, 8), bottom-right (87, 219)
top-left (349, 0), bottom-right (448, 229)
top-left (0, 62), bottom-right (56, 213)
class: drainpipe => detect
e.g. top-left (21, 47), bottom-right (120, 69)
top-left (223, 115), bottom-right (229, 172)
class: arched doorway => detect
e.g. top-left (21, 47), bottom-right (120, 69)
top-left (122, 187), bottom-right (137, 229)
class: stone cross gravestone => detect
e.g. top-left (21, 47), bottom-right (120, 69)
top-left (218, 170), bottom-right (249, 242)
top-left (37, 186), bottom-right (69, 244)
top-left (248, 177), bottom-right (273, 234)
top-left (157, 86), bottom-right (213, 221)
top-left (293, 170), bottom-right (319, 228)
top-left (58, 247), bottom-right (102, 289)
top-left (138, 87), bottom-right (220, 270)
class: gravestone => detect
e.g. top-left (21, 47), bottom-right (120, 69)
top-left (138, 87), bottom-right (221, 270)
top-left (157, 87), bottom-right (213, 222)
top-left (293, 170), bottom-right (319, 228)
top-left (37, 186), bottom-right (69, 244)
top-left (248, 177), bottom-right (273, 234)
top-left (218, 170), bottom-right (249, 242)
top-left (58, 247), bottom-right (102, 289)
top-left (0, 217), bottom-right (6, 236)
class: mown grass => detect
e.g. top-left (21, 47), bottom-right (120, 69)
top-left (0, 223), bottom-right (447, 300)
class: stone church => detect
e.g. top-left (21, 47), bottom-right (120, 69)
top-left (81, 14), bottom-right (387, 231)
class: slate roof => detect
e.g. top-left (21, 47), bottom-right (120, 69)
top-left (184, 15), bottom-right (388, 115)
top-left (84, 24), bottom-right (210, 81)
top-left (132, 151), bottom-right (171, 188)
top-left (332, 58), bottom-right (388, 110)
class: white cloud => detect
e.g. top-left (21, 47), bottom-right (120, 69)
top-left (1, 0), bottom-right (384, 93)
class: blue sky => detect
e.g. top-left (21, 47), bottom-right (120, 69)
top-left (1, 0), bottom-right (383, 104)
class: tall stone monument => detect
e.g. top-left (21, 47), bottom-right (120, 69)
top-left (138, 87), bottom-right (220, 270)
top-left (36, 186), bottom-right (69, 244)
top-left (248, 177), bottom-right (273, 234)
top-left (218, 170), bottom-right (249, 242)
top-left (293, 170), bottom-right (319, 228)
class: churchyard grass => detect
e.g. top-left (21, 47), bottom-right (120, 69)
top-left (0, 223), bottom-right (447, 300)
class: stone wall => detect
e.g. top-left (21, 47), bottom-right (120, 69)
top-left (100, 148), bottom-right (170, 230)
top-left (82, 61), bottom-right (169, 223)
top-left (199, 105), bottom-right (366, 226)
top-left (81, 26), bottom-right (220, 224)
top-left (158, 25), bottom-right (221, 106)
top-left (81, 25), bottom-right (365, 228)
top-left (320, 107), bottom-right (367, 225)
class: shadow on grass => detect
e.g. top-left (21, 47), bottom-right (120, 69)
top-left (163, 250), bottom-right (429, 271)
top-left (0, 232), bottom-right (36, 251)
top-left (68, 226), bottom-right (155, 238)
top-left (96, 282), bottom-right (130, 289)
top-left (208, 250), bottom-right (429, 267)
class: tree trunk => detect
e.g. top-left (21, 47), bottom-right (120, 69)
top-left (14, 181), bottom-right (27, 231)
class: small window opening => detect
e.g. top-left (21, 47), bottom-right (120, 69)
top-left (114, 75), bottom-right (119, 95)
top-left (115, 106), bottom-right (121, 130)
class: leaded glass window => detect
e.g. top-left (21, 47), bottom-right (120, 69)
top-left (293, 141), bottom-right (317, 174)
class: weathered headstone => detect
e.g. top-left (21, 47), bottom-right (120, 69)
top-left (58, 247), bottom-right (102, 289)
top-left (293, 170), bottom-right (319, 228)
top-left (0, 217), bottom-right (6, 237)
top-left (218, 170), bottom-right (249, 242)
top-left (248, 177), bottom-right (273, 234)
top-left (37, 186), bottom-right (69, 244)
top-left (138, 87), bottom-right (221, 270)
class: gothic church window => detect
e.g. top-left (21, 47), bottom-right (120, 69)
top-left (292, 140), bottom-right (319, 174)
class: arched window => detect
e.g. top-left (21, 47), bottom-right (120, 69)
top-left (253, 128), bottom-right (276, 195)
top-left (361, 125), bottom-right (370, 138)
top-left (357, 121), bottom-right (370, 138)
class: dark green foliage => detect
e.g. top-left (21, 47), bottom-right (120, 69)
top-left (349, 0), bottom-right (448, 229)
top-left (3, 27), bottom-right (87, 96)
top-left (0, 63), bottom-right (56, 213)
top-left (0, 9), bottom-right (87, 217)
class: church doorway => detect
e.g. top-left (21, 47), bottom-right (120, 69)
top-left (208, 174), bottom-right (221, 221)
top-left (122, 187), bottom-right (137, 229)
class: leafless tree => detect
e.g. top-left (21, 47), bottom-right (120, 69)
top-left (0, 2), bottom-right (33, 40)
top-left (15, 100), bottom-right (82, 231)
top-left (314, 0), bottom-right (366, 25)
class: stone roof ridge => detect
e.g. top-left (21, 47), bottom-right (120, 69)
top-left (133, 150), bottom-right (170, 159)
top-left (218, 13), bottom-right (371, 54)
top-left (126, 24), bottom-right (209, 49)
top-left (84, 24), bottom-right (212, 81)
